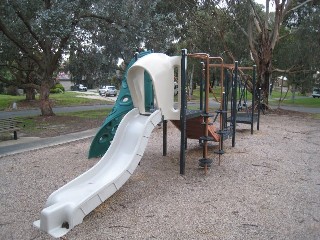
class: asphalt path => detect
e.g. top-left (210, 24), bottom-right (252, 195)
top-left (1, 99), bottom-right (319, 119)
top-left (270, 105), bottom-right (320, 114)
top-left (0, 104), bottom-right (114, 118)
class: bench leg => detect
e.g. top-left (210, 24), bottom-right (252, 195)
top-left (14, 131), bottom-right (18, 140)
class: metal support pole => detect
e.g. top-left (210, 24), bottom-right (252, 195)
top-left (163, 119), bottom-right (167, 156)
top-left (257, 88), bottom-right (261, 131)
top-left (14, 131), bottom-right (18, 140)
top-left (200, 62), bottom-right (204, 111)
top-left (223, 69), bottom-right (229, 130)
top-left (251, 65), bottom-right (256, 135)
top-left (180, 49), bottom-right (187, 175)
top-left (232, 61), bottom-right (238, 147)
top-left (198, 55), bottom-right (213, 171)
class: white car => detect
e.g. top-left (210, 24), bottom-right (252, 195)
top-left (77, 84), bottom-right (87, 91)
top-left (312, 88), bottom-right (320, 98)
top-left (99, 86), bottom-right (117, 96)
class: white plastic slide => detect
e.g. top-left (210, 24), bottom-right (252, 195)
top-left (33, 108), bottom-right (162, 238)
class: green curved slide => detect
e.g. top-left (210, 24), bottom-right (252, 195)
top-left (88, 51), bottom-right (153, 158)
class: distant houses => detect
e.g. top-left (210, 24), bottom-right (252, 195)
top-left (56, 72), bottom-right (72, 90)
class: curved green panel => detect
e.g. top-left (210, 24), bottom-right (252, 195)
top-left (88, 51), bottom-right (153, 158)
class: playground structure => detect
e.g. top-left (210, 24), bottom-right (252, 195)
top-left (33, 50), bottom-right (261, 238)
top-left (88, 50), bottom-right (154, 158)
top-left (170, 52), bottom-right (261, 174)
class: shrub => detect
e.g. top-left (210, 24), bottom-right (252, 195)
top-left (50, 88), bottom-right (64, 94)
top-left (50, 83), bottom-right (65, 94)
top-left (54, 83), bottom-right (65, 92)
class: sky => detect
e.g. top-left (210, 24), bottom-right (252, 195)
top-left (254, 0), bottom-right (276, 11)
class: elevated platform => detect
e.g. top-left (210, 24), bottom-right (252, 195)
top-left (171, 115), bottom-right (220, 142)
top-left (227, 112), bottom-right (258, 124)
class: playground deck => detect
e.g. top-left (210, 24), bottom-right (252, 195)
top-left (228, 112), bottom-right (259, 124)
top-left (171, 114), bottom-right (220, 142)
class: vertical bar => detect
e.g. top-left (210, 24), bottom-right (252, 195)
top-left (180, 49), bottom-right (187, 175)
top-left (14, 131), bottom-right (18, 140)
top-left (204, 56), bottom-right (210, 159)
top-left (224, 69), bottom-right (229, 130)
top-left (163, 120), bottom-right (167, 156)
top-left (251, 65), bottom-right (256, 134)
top-left (232, 61), bottom-right (238, 147)
top-left (200, 62), bottom-right (204, 111)
top-left (257, 88), bottom-right (261, 131)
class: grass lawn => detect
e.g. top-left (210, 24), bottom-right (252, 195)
top-left (0, 91), bottom-right (110, 111)
top-left (0, 94), bottom-right (25, 110)
top-left (190, 86), bottom-right (319, 108)
top-left (277, 97), bottom-right (320, 108)
top-left (17, 109), bottom-right (111, 137)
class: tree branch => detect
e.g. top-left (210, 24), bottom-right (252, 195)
top-left (0, 19), bottom-right (43, 68)
top-left (11, 1), bottom-right (46, 51)
top-left (285, 0), bottom-right (313, 16)
top-left (248, 0), bottom-right (262, 33)
top-left (20, 83), bottom-right (40, 90)
top-left (272, 65), bottom-right (309, 74)
top-left (278, 28), bottom-right (297, 40)
top-left (0, 63), bottom-right (34, 72)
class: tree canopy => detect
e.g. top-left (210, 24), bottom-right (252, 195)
top-left (1, 0), bottom-right (318, 114)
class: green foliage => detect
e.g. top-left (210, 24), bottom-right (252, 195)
top-left (60, 109), bottom-right (111, 119)
top-left (50, 88), bottom-right (63, 94)
top-left (49, 92), bottom-right (110, 106)
top-left (50, 83), bottom-right (65, 94)
top-left (0, 94), bottom-right (25, 110)
top-left (281, 97), bottom-right (320, 107)
top-left (1, 0), bottom-right (318, 113)
top-left (0, 92), bottom-right (110, 111)
top-left (19, 109), bottom-right (112, 134)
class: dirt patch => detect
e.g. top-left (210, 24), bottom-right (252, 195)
top-left (267, 107), bottom-right (313, 117)
top-left (17, 108), bottom-right (313, 139)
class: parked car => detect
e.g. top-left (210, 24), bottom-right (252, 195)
top-left (174, 81), bottom-right (178, 96)
top-left (99, 86), bottom-right (117, 96)
top-left (312, 88), bottom-right (320, 98)
top-left (77, 84), bottom-right (87, 91)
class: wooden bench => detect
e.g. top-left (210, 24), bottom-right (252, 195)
top-left (0, 118), bottom-right (22, 140)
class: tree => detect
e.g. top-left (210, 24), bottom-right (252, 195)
top-left (0, 35), bottom-right (40, 99)
top-left (0, 0), bottom-right (115, 116)
top-left (245, 0), bottom-right (315, 105)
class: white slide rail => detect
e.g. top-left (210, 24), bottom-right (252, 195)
top-left (33, 108), bottom-right (162, 238)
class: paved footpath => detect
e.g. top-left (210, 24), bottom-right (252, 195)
top-left (0, 128), bottom-right (99, 157)
top-left (0, 104), bottom-right (113, 118)
top-left (274, 105), bottom-right (320, 114)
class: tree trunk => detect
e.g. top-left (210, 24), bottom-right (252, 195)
top-left (25, 87), bottom-right (36, 100)
top-left (261, 69), bottom-right (271, 105)
top-left (39, 81), bottom-right (54, 116)
top-left (258, 27), bottom-right (273, 106)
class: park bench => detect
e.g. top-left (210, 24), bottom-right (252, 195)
top-left (0, 117), bottom-right (22, 140)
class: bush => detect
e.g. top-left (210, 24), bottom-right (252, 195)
top-left (50, 88), bottom-right (64, 94)
top-left (50, 83), bottom-right (65, 94)
top-left (55, 83), bottom-right (65, 92)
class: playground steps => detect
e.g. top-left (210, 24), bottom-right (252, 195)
top-left (171, 116), bottom-right (220, 142)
